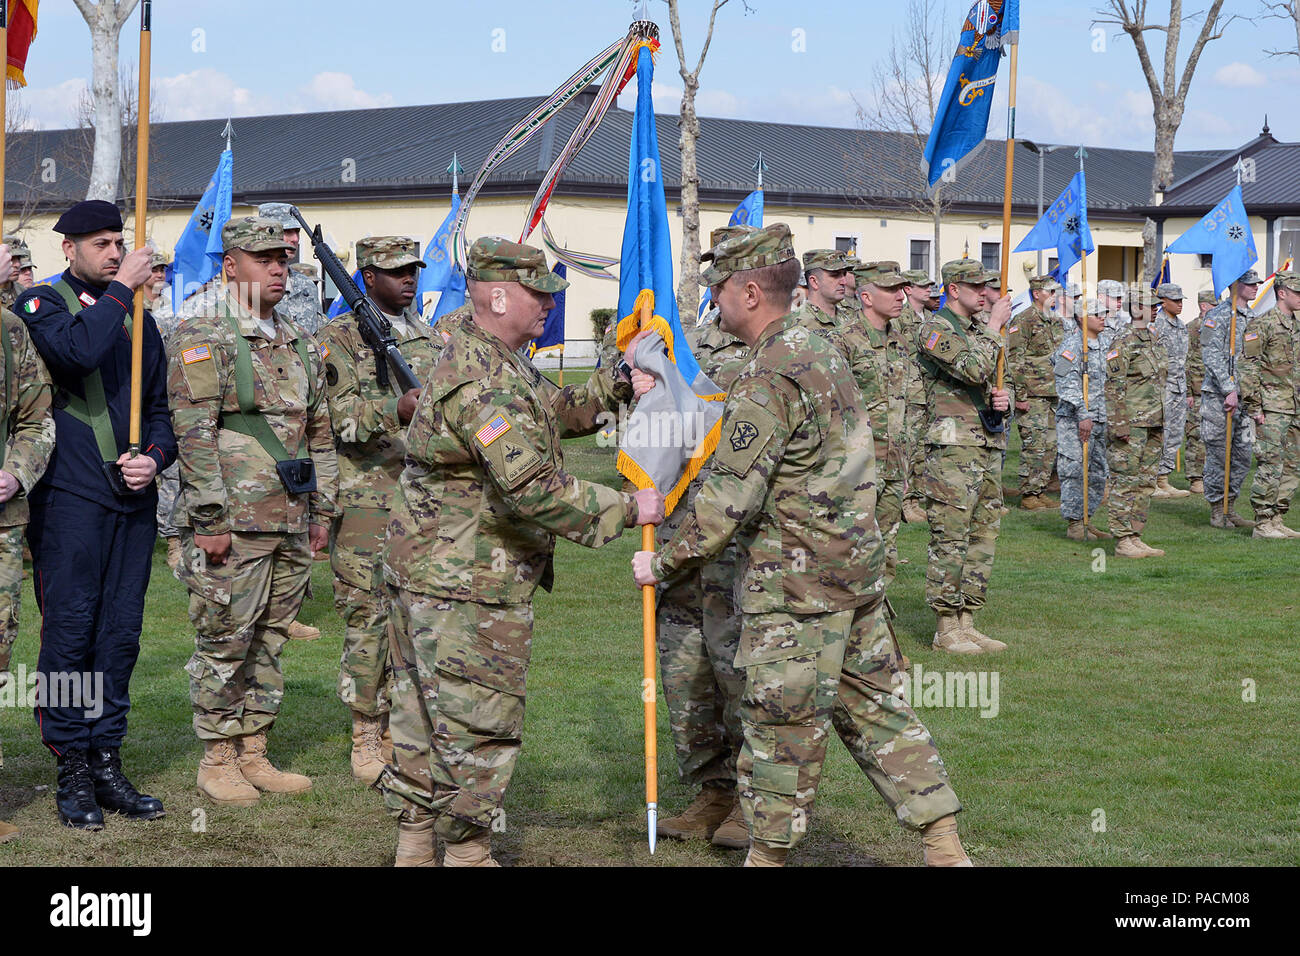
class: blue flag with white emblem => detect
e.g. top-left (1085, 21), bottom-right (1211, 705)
top-left (419, 193), bottom-right (465, 321)
top-left (1013, 170), bottom-right (1095, 284)
top-left (922, 0), bottom-right (1020, 188)
top-left (168, 148), bottom-right (233, 305)
top-left (1166, 185), bottom-right (1259, 298)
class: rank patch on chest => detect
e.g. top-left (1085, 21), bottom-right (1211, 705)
top-left (182, 345), bottom-right (212, 365)
top-left (730, 421), bottom-right (759, 451)
top-left (1061, 349), bottom-right (1076, 362)
top-left (476, 415), bottom-right (511, 447)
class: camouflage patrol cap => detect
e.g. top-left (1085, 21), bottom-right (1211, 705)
top-left (1155, 282), bottom-right (1184, 300)
top-left (290, 262), bottom-right (318, 278)
top-left (710, 224), bottom-right (757, 248)
top-left (1134, 287), bottom-right (1159, 307)
top-left (1274, 270), bottom-right (1300, 293)
top-left (1237, 269), bottom-right (1262, 285)
top-left (466, 236), bottom-right (569, 293)
top-left (940, 258), bottom-right (993, 286)
top-left (148, 250), bottom-right (170, 269)
top-left (1096, 279), bottom-right (1125, 299)
top-left (3, 236), bottom-right (33, 268)
top-left (357, 236), bottom-right (426, 271)
top-left (1197, 290), bottom-right (1217, 305)
top-left (256, 202), bottom-right (299, 230)
top-left (222, 216), bottom-right (295, 254)
top-left (1029, 275), bottom-right (1060, 292)
top-left (701, 222), bottom-right (797, 286)
top-left (1077, 297), bottom-right (1101, 318)
top-left (843, 253), bottom-right (862, 271)
top-left (855, 260), bottom-right (907, 288)
top-left (901, 269), bottom-right (930, 286)
top-left (801, 248), bottom-right (852, 273)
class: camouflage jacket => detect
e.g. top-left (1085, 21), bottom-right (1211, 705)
top-left (318, 304), bottom-right (444, 512)
top-left (1185, 316), bottom-right (1204, 395)
top-left (1005, 305), bottom-right (1062, 398)
top-left (652, 310), bottom-right (885, 616)
top-left (383, 308), bottom-right (636, 605)
top-left (1198, 301), bottom-right (1249, 396)
top-left (914, 306), bottom-right (1010, 448)
top-left (1153, 310), bottom-right (1189, 393)
top-left (167, 287), bottom-right (341, 535)
top-left (0, 311), bottom-right (55, 528)
top-left (279, 269), bottom-right (324, 334)
top-left (1104, 320), bottom-right (1166, 430)
top-left (1105, 309), bottom-right (1132, 336)
top-left (1239, 306), bottom-right (1299, 416)
top-left (896, 303), bottom-right (928, 406)
top-left (1054, 327), bottom-right (1113, 422)
top-left (862, 318), bottom-right (908, 479)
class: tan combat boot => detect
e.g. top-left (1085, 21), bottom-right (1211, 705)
top-left (933, 614), bottom-right (982, 655)
top-left (236, 732), bottom-right (312, 793)
top-left (1019, 494), bottom-right (1049, 511)
top-left (1252, 516), bottom-right (1287, 540)
top-left (1275, 517), bottom-right (1300, 539)
top-left (166, 537), bottom-right (183, 572)
top-left (1150, 478), bottom-right (1172, 499)
top-left (709, 795), bottom-right (748, 849)
top-left (656, 785), bottom-right (734, 840)
top-left (1114, 535), bottom-right (1149, 559)
top-left (1209, 500), bottom-right (1229, 528)
top-left (903, 499), bottom-right (927, 524)
top-left (743, 842), bottom-right (789, 867)
top-left (1225, 500), bottom-right (1256, 529)
top-left (287, 619), bottom-right (321, 641)
top-left (1158, 475), bottom-right (1191, 498)
top-left (1189, 478), bottom-right (1205, 494)
top-left (350, 711), bottom-right (387, 784)
top-left (921, 814), bottom-right (972, 866)
top-left (958, 610), bottom-right (1006, 652)
top-left (1134, 537), bottom-right (1165, 556)
top-left (197, 739), bottom-right (260, 806)
top-left (442, 831), bottom-right (499, 867)
top-left (0, 819), bottom-right (18, 843)
top-left (394, 817), bottom-right (438, 867)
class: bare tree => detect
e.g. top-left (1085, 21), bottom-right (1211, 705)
top-left (1094, 0), bottom-right (1235, 279)
top-left (854, 0), bottom-right (954, 273)
top-left (1259, 1), bottom-right (1300, 57)
top-left (72, 0), bottom-right (140, 201)
top-left (3, 93), bottom-right (47, 234)
top-left (661, 0), bottom-right (753, 322)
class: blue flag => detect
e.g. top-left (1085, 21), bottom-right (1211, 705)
top-left (699, 188), bottom-right (765, 320)
top-left (922, 0), bottom-right (1020, 188)
top-left (1013, 170), bottom-right (1095, 285)
top-left (1166, 185), bottom-right (1259, 297)
top-left (1151, 254), bottom-right (1171, 290)
top-left (429, 266), bottom-right (466, 323)
top-left (418, 193), bottom-right (462, 320)
top-left (326, 268), bottom-right (364, 320)
top-left (169, 148), bottom-right (233, 305)
top-left (528, 263), bottom-right (566, 356)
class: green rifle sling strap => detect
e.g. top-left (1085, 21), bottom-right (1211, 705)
top-left (915, 308), bottom-right (995, 416)
top-left (52, 280), bottom-right (129, 464)
top-left (0, 313), bottom-right (13, 468)
top-left (217, 310), bottom-right (314, 462)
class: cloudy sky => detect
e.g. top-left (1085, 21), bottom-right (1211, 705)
top-left (12, 0), bottom-right (1294, 152)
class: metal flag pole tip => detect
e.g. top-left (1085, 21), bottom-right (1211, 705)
top-left (648, 803), bottom-right (656, 854)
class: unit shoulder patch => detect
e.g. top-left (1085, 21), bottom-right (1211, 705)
top-left (716, 399), bottom-right (780, 478)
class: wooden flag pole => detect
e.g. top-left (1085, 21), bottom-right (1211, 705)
top-left (1224, 281), bottom-right (1238, 496)
top-left (128, 0), bottom-right (152, 456)
top-left (637, 293), bottom-right (658, 854)
top-left (995, 39), bottom-right (1019, 391)
top-left (1081, 250), bottom-right (1091, 528)
top-left (1, 0), bottom-right (8, 237)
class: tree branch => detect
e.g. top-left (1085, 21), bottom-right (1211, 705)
top-left (71, 0), bottom-right (97, 21)
top-left (1176, 0), bottom-right (1229, 103)
top-left (116, 0), bottom-right (142, 29)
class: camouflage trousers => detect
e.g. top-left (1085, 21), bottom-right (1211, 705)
top-left (904, 402), bottom-right (927, 502)
top-left (1159, 387), bottom-right (1188, 476)
top-left (330, 507), bottom-right (393, 717)
top-left (178, 530), bottom-right (312, 740)
top-left (1016, 396), bottom-right (1057, 496)
top-left (1108, 425), bottom-right (1162, 537)
top-left (878, 467), bottom-right (904, 588)
top-left (655, 545), bottom-right (744, 791)
top-left (1184, 395), bottom-right (1205, 480)
top-left (0, 526), bottom-right (22, 676)
top-left (1056, 416), bottom-right (1108, 521)
top-left (1249, 411), bottom-right (1300, 521)
top-left (155, 462), bottom-right (181, 538)
top-left (738, 597), bottom-right (961, 849)
top-left (920, 443), bottom-right (1002, 614)
top-left (1201, 395), bottom-right (1253, 504)
top-left (379, 589), bottom-right (532, 843)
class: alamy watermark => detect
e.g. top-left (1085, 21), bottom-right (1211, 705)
top-left (0, 665), bottom-right (104, 719)
top-left (891, 663), bottom-right (1000, 718)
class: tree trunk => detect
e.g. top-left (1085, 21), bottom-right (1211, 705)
top-left (932, 188), bottom-right (942, 275)
top-left (1146, 118), bottom-right (1178, 280)
top-left (676, 79), bottom-right (702, 322)
top-left (87, 6), bottom-right (125, 201)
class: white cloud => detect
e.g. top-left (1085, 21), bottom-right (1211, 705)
top-left (295, 72), bottom-right (395, 112)
top-left (1213, 62), bottom-right (1267, 88)
top-left (10, 78), bottom-right (86, 130)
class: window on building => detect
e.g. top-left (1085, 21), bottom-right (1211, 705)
top-left (910, 239), bottom-right (931, 275)
top-left (981, 242), bottom-right (1001, 272)
top-left (1047, 256), bottom-right (1060, 276)
top-left (1198, 254), bottom-right (1213, 269)
top-left (834, 235), bottom-right (858, 254)
top-left (1278, 218), bottom-right (1300, 266)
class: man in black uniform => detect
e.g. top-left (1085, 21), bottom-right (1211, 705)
top-left (15, 200), bottom-right (176, 830)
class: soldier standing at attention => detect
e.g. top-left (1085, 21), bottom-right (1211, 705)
top-left (16, 200), bottom-right (175, 829)
top-left (379, 237), bottom-right (662, 867)
top-left (168, 217), bottom-right (341, 807)
top-left (317, 237), bottom-right (442, 783)
top-left (899, 271), bottom-right (933, 525)
top-left (1104, 288), bottom-right (1168, 558)
top-left (634, 224), bottom-right (971, 868)
top-left (1239, 270), bottom-right (1300, 539)
top-left (1200, 270), bottom-right (1260, 529)
top-left (913, 259), bottom-right (1012, 654)
top-left (801, 249), bottom-right (852, 324)
top-left (1006, 275), bottom-right (1063, 511)
top-left (1183, 291), bottom-right (1217, 494)
top-left (1096, 279), bottom-right (1132, 336)
top-left (1054, 300), bottom-right (1112, 542)
top-left (1151, 283), bottom-right (1192, 499)
top-left (1, 237), bottom-right (35, 308)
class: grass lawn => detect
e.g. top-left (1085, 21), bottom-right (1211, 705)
top-left (2, 368), bottom-right (1297, 866)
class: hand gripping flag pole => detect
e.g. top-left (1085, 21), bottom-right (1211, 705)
top-left (128, 0), bottom-right (152, 458)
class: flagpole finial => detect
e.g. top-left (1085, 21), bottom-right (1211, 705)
top-left (753, 152), bottom-right (767, 190)
top-left (221, 119), bottom-right (235, 152)
top-left (447, 153), bottom-right (464, 195)
top-left (1233, 155), bottom-right (1246, 187)
top-left (1075, 145), bottom-right (1087, 171)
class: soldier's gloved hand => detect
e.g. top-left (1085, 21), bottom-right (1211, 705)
top-left (116, 451), bottom-right (158, 490)
top-left (1014, 400), bottom-right (1029, 413)
top-left (1078, 418), bottom-right (1093, 442)
top-left (0, 245), bottom-right (11, 286)
top-left (633, 488), bottom-right (665, 526)
top-left (632, 550), bottom-right (659, 587)
top-left (397, 388), bottom-right (422, 425)
top-left (630, 369), bottom-right (655, 399)
top-left (113, 246), bottom-right (154, 290)
top-left (1224, 390), bottom-right (1239, 412)
top-left (195, 532), bottom-right (232, 566)
top-left (308, 522), bottom-right (329, 556)
top-left (0, 471), bottom-right (18, 503)
top-left (991, 388), bottom-right (1010, 412)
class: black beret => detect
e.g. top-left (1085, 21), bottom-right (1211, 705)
top-left (54, 200), bottom-right (124, 236)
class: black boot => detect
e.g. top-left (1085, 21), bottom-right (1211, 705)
top-left (55, 749), bottom-right (105, 831)
top-left (89, 747), bottom-right (165, 820)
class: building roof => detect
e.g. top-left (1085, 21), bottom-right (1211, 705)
top-left (1142, 125), bottom-right (1300, 218)
top-left (5, 92), bottom-right (1228, 221)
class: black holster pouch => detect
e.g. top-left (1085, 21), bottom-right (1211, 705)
top-left (979, 408), bottom-right (1006, 434)
top-left (103, 461), bottom-right (147, 497)
top-left (275, 458), bottom-right (317, 495)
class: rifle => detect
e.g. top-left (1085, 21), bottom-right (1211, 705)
top-left (289, 206), bottom-right (421, 393)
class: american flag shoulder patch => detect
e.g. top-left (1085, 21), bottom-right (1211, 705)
top-left (182, 345), bottom-right (212, 365)
top-left (1007, 324), bottom-right (1019, 334)
top-left (1107, 349), bottom-right (1120, 360)
top-left (321, 344), bottom-right (331, 359)
top-left (925, 330), bottom-right (942, 351)
top-left (1061, 349), bottom-right (1075, 362)
top-left (1203, 317), bottom-right (1216, 329)
top-left (475, 415), bottom-right (511, 447)
top-left (1243, 331), bottom-right (1258, 341)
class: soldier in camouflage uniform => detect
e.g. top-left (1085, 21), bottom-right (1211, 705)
top-left (802, 249), bottom-right (852, 320)
top-left (914, 259), bottom-right (1013, 654)
top-left (257, 202), bottom-right (323, 334)
top-left (1006, 275), bottom-right (1063, 509)
top-left (1152, 282), bottom-right (1192, 499)
top-left (1239, 270), bottom-right (1300, 539)
top-left (899, 271), bottom-right (933, 524)
top-left (634, 224), bottom-right (970, 868)
top-left (0, 275), bottom-right (57, 846)
top-left (1054, 299), bottom-right (1112, 541)
top-left (1, 237), bottom-right (35, 308)
top-left (168, 217), bottom-right (341, 807)
top-left (1200, 270), bottom-right (1260, 529)
top-left (378, 237), bottom-right (662, 867)
top-left (1183, 290), bottom-right (1217, 494)
top-left (1104, 288), bottom-right (1167, 557)
top-left (142, 249), bottom-right (188, 570)
top-left (1097, 279), bottom-right (1132, 336)
top-left (317, 237), bottom-right (443, 784)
